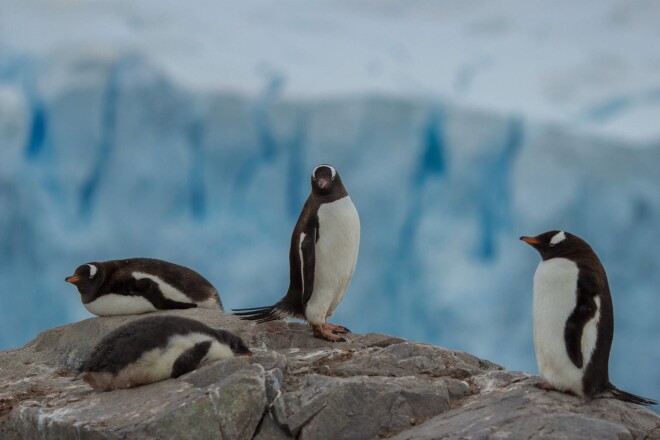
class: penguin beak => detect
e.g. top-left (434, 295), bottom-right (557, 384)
top-left (317, 178), bottom-right (329, 190)
top-left (65, 275), bottom-right (81, 284)
top-left (520, 236), bottom-right (541, 246)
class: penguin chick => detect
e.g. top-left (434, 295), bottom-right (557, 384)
top-left (65, 258), bottom-right (222, 316)
top-left (78, 315), bottom-right (251, 391)
top-left (234, 164), bottom-right (360, 342)
top-left (521, 230), bottom-right (657, 406)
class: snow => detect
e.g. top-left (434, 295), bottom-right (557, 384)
top-left (0, 0), bottom-right (658, 405)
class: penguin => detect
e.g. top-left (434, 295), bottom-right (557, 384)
top-left (520, 230), bottom-right (657, 406)
top-left (234, 164), bottom-right (360, 342)
top-left (77, 315), bottom-right (251, 391)
top-left (65, 258), bottom-right (222, 316)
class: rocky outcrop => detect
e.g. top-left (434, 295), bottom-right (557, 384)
top-left (0, 309), bottom-right (658, 439)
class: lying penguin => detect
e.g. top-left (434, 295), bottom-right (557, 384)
top-left (521, 230), bottom-right (657, 406)
top-left (65, 258), bottom-right (222, 316)
top-left (78, 315), bottom-right (251, 391)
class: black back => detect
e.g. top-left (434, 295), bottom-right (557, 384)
top-left (66, 258), bottom-right (221, 308)
top-left (78, 316), bottom-right (250, 374)
top-left (521, 231), bottom-right (613, 396)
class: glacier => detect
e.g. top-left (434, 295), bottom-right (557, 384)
top-left (0, 0), bottom-right (659, 405)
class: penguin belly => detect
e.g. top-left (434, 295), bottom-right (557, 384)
top-left (533, 258), bottom-right (600, 396)
top-left (83, 333), bottom-right (233, 391)
top-left (84, 294), bottom-right (157, 316)
top-left (305, 196), bottom-right (360, 324)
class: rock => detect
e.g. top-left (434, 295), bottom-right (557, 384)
top-left (273, 374), bottom-right (451, 439)
top-left (390, 386), bottom-right (660, 440)
top-left (253, 413), bottom-right (293, 440)
top-left (330, 342), bottom-right (490, 378)
top-left (0, 309), bottom-right (658, 439)
top-left (207, 364), bottom-right (267, 440)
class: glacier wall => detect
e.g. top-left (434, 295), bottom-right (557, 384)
top-left (1, 0), bottom-right (659, 405)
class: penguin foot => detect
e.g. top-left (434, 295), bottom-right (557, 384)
top-left (537, 380), bottom-right (558, 392)
top-left (323, 323), bottom-right (351, 334)
top-left (312, 325), bottom-right (346, 342)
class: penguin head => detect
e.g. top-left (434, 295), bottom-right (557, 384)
top-left (65, 263), bottom-right (103, 294)
top-left (216, 329), bottom-right (253, 356)
top-left (310, 164), bottom-right (346, 197)
top-left (520, 230), bottom-right (594, 261)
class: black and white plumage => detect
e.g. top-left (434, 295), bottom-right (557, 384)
top-left (78, 315), bottom-right (251, 391)
top-left (234, 164), bottom-right (360, 342)
top-left (65, 258), bottom-right (222, 316)
top-left (521, 231), bottom-right (657, 406)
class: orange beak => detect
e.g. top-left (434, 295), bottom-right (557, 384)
top-left (65, 275), bottom-right (81, 284)
top-left (520, 236), bottom-right (540, 245)
top-left (318, 179), bottom-right (329, 189)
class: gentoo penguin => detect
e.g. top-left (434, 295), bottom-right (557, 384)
top-left (78, 315), bottom-right (251, 391)
top-left (521, 231), bottom-right (657, 406)
top-left (65, 258), bottom-right (222, 316)
top-left (234, 164), bottom-right (360, 342)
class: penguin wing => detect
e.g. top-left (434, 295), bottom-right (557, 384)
top-left (300, 227), bottom-right (317, 306)
top-left (564, 276), bottom-right (599, 369)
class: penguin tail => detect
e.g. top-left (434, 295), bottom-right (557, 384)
top-left (609, 383), bottom-right (657, 406)
top-left (232, 305), bottom-right (282, 323)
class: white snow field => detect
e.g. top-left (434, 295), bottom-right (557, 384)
top-left (0, 0), bottom-right (658, 402)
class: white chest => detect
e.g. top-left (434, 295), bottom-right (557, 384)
top-left (304, 196), bottom-right (360, 323)
top-left (315, 196), bottom-right (360, 285)
top-left (533, 257), bottom-right (597, 395)
top-left (84, 294), bottom-right (157, 316)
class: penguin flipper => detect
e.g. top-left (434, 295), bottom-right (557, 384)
top-left (609, 384), bottom-right (658, 406)
top-left (300, 227), bottom-right (316, 306)
top-left (134, 278), bottom-right (197, 310)
top-left (564, 281), bottom-right (599, 368)
top-left (171, 341), bottom-right (212, 378)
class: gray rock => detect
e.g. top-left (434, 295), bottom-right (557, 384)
top-left (390, 387), bottom-right (660, 440)
top-left (181, 355), bottom-right (253, 389)
top-left (331, 342), bottom-right (491, 378)
top-left (6, 376), bottom-right (218, 440)
top-left (207, 364), bottom-right (267, 440)
top-left (1, 309), bottom-right (658, 440)
top-left (273, 374), bottom-right (451, 439)
top-left (253, 413), bottom-right (293, 440)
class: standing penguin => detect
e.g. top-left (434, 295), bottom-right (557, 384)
top-left (234, 164), bottom-right (360, 342)
top-left (65, 258), bottom-right (222, 316)
top-left (78, 315), bottom-right (251, 391)
top-left (521, 230), bottom-right (657, 406)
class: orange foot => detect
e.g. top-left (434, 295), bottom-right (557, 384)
top-left (323, 323), bottom-right (351, 334)
top-left (312, 324), bottom-right (346, 342)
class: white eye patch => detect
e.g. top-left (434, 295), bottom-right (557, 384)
top-left (549, 231), bottom-right (566, 246)
top-left (87, 264), bottom-right (98, 278)
top-left (312, 164), bottom-right (336, 179)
